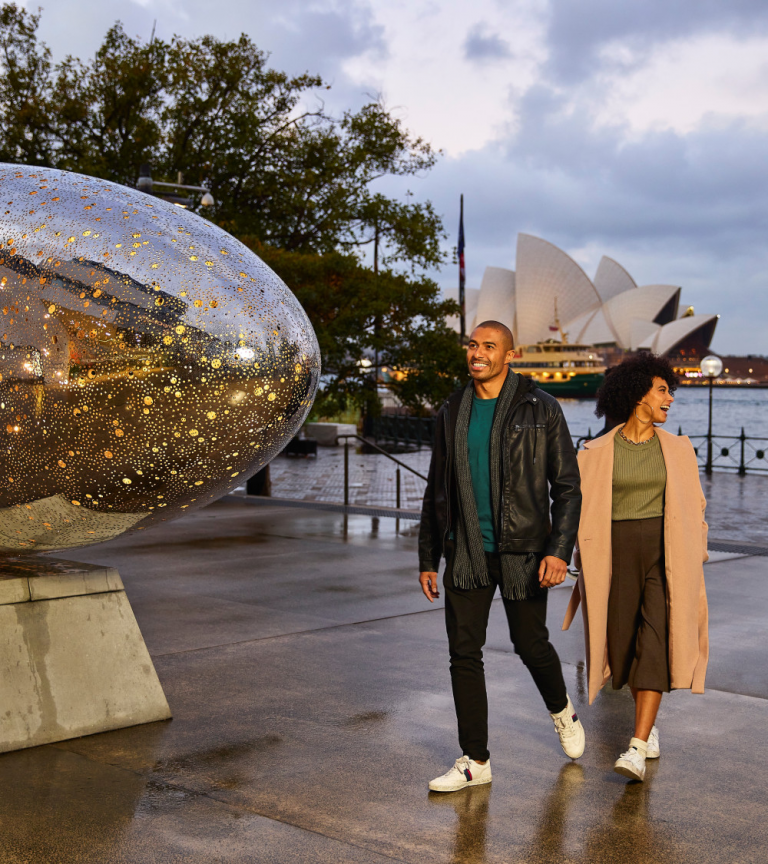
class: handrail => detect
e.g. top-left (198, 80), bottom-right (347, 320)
top-left (335, 433), bottom-right (428, 508)
top-left (572, 427), bottom-right (768, 475)
top-left (335, 434), bottom-right (428, 481)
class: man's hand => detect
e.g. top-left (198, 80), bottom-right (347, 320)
top-left (420, 571), bottom-right (440, 602)
top-left (538, 555), bottom-right (568, 588)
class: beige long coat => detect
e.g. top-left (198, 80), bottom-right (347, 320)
top-left (562, 425), bottom-right (709, 704)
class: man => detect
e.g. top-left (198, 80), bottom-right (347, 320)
top-left (419, 320), bottom-right (584, 792)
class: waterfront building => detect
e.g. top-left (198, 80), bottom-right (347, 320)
top-left (447, 234), bottom-right (719, 364)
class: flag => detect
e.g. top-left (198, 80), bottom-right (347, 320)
top-left (458, 194), bottom-right (466, 339)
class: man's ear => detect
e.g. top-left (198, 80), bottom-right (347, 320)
top-left (506, 348), bottom-right (517, 363)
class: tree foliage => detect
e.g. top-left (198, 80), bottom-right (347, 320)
top-left (0, 6), bottom-right (444, 260)
top-left (243, 240), bottom-right (466, 416)
top-left (0, 3), bottom-right (464, 414)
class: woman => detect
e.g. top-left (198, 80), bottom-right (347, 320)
top-left (563, 353), bottom-right (709, 781)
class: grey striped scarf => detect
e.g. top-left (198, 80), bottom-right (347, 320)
top-left (451, 371), bottom-right (541, 600)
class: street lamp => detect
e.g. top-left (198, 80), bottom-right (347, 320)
top-left (700, 354), bottom-right (723, 474)
top-left (136, 164), bottom-right (214, 208)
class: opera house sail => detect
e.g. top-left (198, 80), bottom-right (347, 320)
top-left (446, 233), bottom-right (718, 395)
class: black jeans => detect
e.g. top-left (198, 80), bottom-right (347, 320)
top-left (444, 550), bottom-right (568, 762)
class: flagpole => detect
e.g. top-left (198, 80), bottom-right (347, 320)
top-left (458, 194), bottom-right (466, 343)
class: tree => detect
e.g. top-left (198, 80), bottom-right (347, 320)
top-left (0, 4), bottom-right (53, 166)
top-left (0, 3), bottom-right (462, 414)
top-left (0, 6), bottom-right (444, 262)
top-left (243, 240), bottom-right (465, 416)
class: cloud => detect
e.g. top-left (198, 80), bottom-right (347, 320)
top-left (590, 35), bottom-right (768, 137)
top-left (24, 0), bottom-right (768, 353)
top-left (414, 92), bottom-right (768, 354)
top-left (544, 0), bottom-right (768, 83)
top-left (34, 0), bottom-right (384, 95)
top-left (341, 0), bottom-right (548, 154)
top-left (463, 23), bottom-right (512, 62)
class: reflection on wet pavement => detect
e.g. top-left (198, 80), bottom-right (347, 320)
top-left (0, 499), bottom-right (764, 862)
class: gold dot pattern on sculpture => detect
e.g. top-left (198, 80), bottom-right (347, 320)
top-left (0, 163), bottom-right (320, 553)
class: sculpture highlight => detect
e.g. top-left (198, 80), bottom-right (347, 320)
top-left (0, 164), bottom-right (320, 553)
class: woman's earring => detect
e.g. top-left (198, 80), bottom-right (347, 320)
top-left (634, 401), bottom-right (653, 423)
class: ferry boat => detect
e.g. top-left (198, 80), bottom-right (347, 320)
top-left (512, 341), bottom-right (606, 397)
top-left (511, 302), bottom-right (606, 397)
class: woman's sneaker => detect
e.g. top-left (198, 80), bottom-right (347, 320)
top-left (550, 695), bottom-right (586, 759)
top-left (646, 725), bottom-right (660, 759)
top-left (614, 742), bottom-right (647, 781)
top-left (429, 756), bottom-right (492, 792)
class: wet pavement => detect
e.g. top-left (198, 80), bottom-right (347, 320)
top-left (268, 447), bottom-right (768, 545)
top-left (0, 499), bottom-right (766, 863)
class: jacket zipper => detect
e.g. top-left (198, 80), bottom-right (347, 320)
top-left (499, 392), bottom-right (539, 546)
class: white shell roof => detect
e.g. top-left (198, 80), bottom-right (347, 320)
top-left (562, 307), bottom-right (600, 343)
top-left (459, 235), bottom-right (717, 357)
top-left (515, 234), bottom-right (602, 345)
top-left (445, 287), bottom-right (480, 334)
top-left (652, 314), bottom-right (719, 356)
top-left (577, 307), bottom-right (619, 346)
top-left (593, 256), bottom-right (637, 303)
top-left (603, 285), bottom-right (680, 349)
top-left (473, 266), bottom-right (516, 336)
top-left (630, 319), bottom-right (661, 351)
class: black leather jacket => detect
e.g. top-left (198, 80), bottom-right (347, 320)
top-left (418, 373), bottom-right (581, 571)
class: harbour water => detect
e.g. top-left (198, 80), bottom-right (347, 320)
top-left (558, 386), bottom-right (768, 440)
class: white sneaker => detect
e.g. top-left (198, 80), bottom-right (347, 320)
top-left (646, 725), bottom-right (660, 759)
top-left (429, 756), bottom-right (492, 792)
top-left (614, 745), bottom-right (646, 781)
top-left (550, 695), bottom-right (585, 759)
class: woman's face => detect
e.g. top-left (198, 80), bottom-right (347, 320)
top-left (636, 376), bottom-right (674, 424)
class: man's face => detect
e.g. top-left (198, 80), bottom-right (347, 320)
top-left (466, 327), bottom-right (516, 383)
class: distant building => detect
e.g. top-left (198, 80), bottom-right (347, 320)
top-left (717, 356), bottom-right (768, 385)
top-left (446, 234), bottom-right (719, 361)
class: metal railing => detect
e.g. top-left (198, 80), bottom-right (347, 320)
top-left (573, 426), bottom-right (768, 475)
top-left (371, 414), bottom-right (768, 476)
top-left (371, 415), bottom-right (436, 450)
top-left (336, 434), bottom-right (427, 509)
top-left (688, 429), bottom-right (768, 475)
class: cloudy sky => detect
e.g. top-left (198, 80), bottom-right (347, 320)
top-left (28, 0), bottom-right (768, 354)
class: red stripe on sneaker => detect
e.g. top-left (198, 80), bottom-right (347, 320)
top-left (464, 769), bottom-right (472, 781)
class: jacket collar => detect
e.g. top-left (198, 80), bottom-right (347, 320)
top-left (446, 370), bottom-right (533, 413)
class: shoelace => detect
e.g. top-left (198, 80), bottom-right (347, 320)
top-left (451, 756), bottom-right (471, 775)
top-left (618, 748), bottom-right (644, 763)
top-left (553, 715), bottom-right (578, 738)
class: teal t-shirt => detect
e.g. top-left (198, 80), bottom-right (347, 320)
top-left (467, 394), bottom-right (498, 552)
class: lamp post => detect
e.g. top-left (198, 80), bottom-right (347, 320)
top-left (137, 164), bottom-right (214, 209)
top-left (700, 354), bottom-right (723, 474)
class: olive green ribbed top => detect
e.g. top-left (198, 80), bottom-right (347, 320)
top-left (612, 431), bottom-right (667, 521)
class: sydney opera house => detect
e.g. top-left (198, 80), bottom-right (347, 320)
top-left (447, 234), bottom-right (718, 360)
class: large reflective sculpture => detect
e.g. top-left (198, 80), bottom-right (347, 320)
top-left (0, 165), bottom-right (320, 552)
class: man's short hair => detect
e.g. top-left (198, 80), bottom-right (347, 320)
top-left (472, 320), bottom-right (514, 350)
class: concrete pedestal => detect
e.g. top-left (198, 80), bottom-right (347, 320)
top-left (0, 556), bottom-right (171, 753)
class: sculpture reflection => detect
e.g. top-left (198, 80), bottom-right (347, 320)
top-left (0, 164), bottom-right (320, 552)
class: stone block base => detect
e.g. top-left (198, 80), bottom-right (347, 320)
top-left (0, 556), bottom-right (171, 753)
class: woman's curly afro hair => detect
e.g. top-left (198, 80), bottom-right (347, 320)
top-left (595, 352), bottom-right (679, 423)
